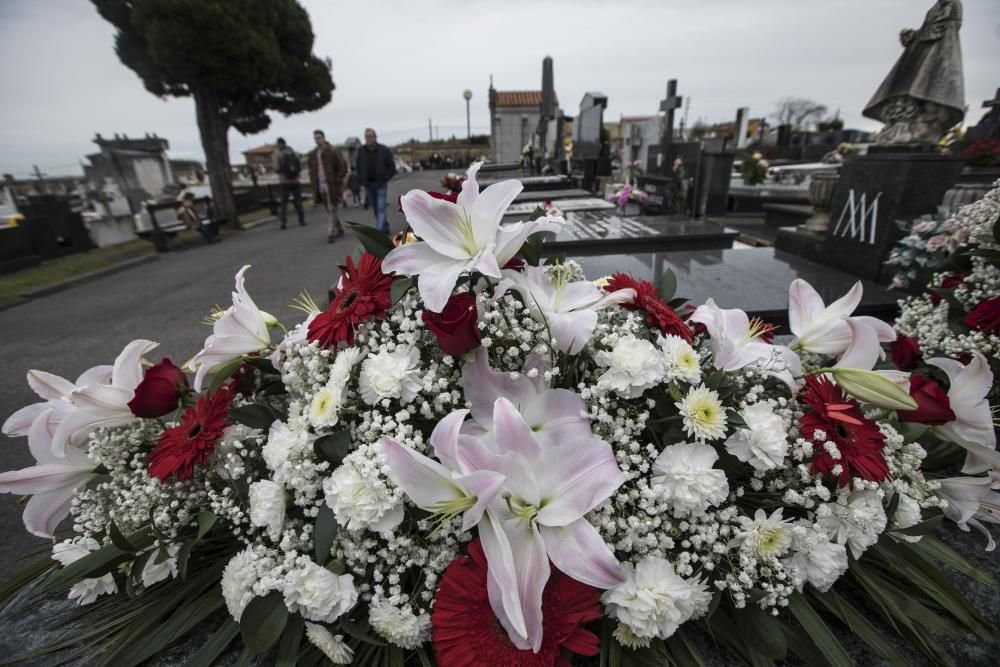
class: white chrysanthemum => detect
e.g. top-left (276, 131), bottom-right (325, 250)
top-left (816, 489), bottom-right (887, 559)
top-left (221, 547), bottom-right (258, 621)
top-left (651, 442), bottom-right (729, 516)
top-left (324, 459), bottom-right (403, 533)
top-left (784, 523), bottom-right (849, 592)
top-left (249, 480), bottom-right (286, 541)
top-left (732, 508), bottom-right (793, 557)
top-left (889, 491), bottom-right (923, 543)
top-left (309, 383), bottom-right (345, 429)
top-left (305, 622), bottom-right (354, 664)
top-left (369, 600), bottom-right (432, 649)
top-left (675, 384), bottom-right (727, 441)
top-left (52, 537), bottom-right (117, 605)
top-left (724, 402), bottom-right (788, 470)
top-left (263, 421), bottom-right (301, 474)
top-left (602, 556), bottom-right (711, 641)
top-left (141, 543), bottom-right (180, 587)
top-left (359, 346), bottom-right (423, 405)
top-left (595, 336), bottom-right (664, 398)
top-left (330, 347), bottom-right (364, 384)
top-left (284, 559), bottom-right (358, 623)
top-left (658, 334), bottom-right (702, 385)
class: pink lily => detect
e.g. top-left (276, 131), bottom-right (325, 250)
top-left (927, 352), bottom-right (997, 474)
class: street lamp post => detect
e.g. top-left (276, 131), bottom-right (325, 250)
top-left (463, 89), bottom-right (472, 163)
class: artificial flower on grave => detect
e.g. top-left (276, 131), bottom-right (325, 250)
top-left (2, 172), bottom-right (999, 667)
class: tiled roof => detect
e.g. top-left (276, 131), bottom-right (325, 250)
top-left (495, 90), bottom-right (558, 108)
top-left (243, 144), bottom-right (277, 155)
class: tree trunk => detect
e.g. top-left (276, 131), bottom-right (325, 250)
top-left (193, 86), bottom-right (237, 228)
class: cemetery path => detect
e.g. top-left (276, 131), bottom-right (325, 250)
top-left (0, 169), bottom-right (450, 571)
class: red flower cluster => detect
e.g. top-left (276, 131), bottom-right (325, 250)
top-left (432, 540), bottom-right (601, 667)
top-left (423, 293), bottom-right (481, 356)
top-left (800, 375), bottom-right (889, 487)
top-left (961, 137), bottom-right (1000, 168)
top-left (604, 273), bottom-right (693, 342)
top-left (147, 388), bottom-right (233, 482)
top-left (963, 296), bottom-right (1000, 334)
top-left (930, 273), bottom-right (965, 304)
top-left (128, 358), bottom-right (187, 418)
top-left (308, 254), bottom-right (394, 348)
top-left (890, 334), bottom-right (922, 371)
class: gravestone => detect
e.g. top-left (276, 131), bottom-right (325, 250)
top-left (514, 188), bottom-right (593, 203)
top-left (572, 92), bottom-right (611, 192)
top-left (734, 108), bottom-right (750, 149)
top-left (636, 80), bottom-right (685, 214)
top-left (693, 151), bottom-right (736, 217)
top-left (502, 198), bottom-right (614, 223)
top-left (481, 174), bottom-right (573, 192)
top-left (19, 195), bottom-right (95, 260)
top-left (540, 210), bottom-right (737, 256)
top-left (776, 150), bottom-right (965, 281)
top-left (964, 87), bottom-right (1000, 142)
top-left (571, 247), bottom-right (904, 329)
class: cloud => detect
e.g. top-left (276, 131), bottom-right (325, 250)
top-left (0, 0), bottom-right (997, 176)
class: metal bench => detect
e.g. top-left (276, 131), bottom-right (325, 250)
top-left (135, 196), bottom-right (226, 252)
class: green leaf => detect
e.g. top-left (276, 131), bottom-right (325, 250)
top-left (275, 614), bottom-right (304, 667)
top-left (913, 533), bottom-right (994, 585)
top-left (314, 431), bottom-right (353, 466)
top-left (108, 520), bottom-right (138, 552)
top-left (314, 504), bottom-right (339, 565)
top-left (196, 510), bottom-right (218, 542)
top-left (656, 269), bottom-right (677, 302)
top-left (229, 403), bottom-right (279, 430)
top-left (391, 277), bottom-right (413, 304)
top-left (207, 357), bottom-right (243, 394)
top-left (0, 557), bottom-right (56, 607)
top-left (528, 205), bottom-right (546, 221)
top-left (241, 590), bottom-right (289, 655)
top-left (893, 512), bottom-right (943, 536)
top-left (787, 594), bottom-right (852, 667)
top-left (44, 526), bottom-right (154, 591)
top-left (415, 647), bottom-right (437, 667)
top-left (244, 356), bottom-right (278, 375)
top-left (347, 221), bottom-right (394, 258)
top-left (810, 589), bottom-right (908, 666)
top-left (185, 618), bottom-right (241, 667)
top-left (340, 608), bottom-right (387, 646)
top-left (992, 215), bottom-right (1000, 245)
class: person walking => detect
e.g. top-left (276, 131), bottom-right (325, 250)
top-left (355, 128), bottom-right (396, 234)
top-left (308, 129), bottom-right (347, 243)
top-left (272, 138), bottom-right (305, 229)
top-left (346, 168), bottom-right (361, 206)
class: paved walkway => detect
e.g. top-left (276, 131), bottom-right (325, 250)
top-left (0, 169), bottom-right (450, 570)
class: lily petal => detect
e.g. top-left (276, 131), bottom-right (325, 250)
top-left (535, 438), bottom-right (624, 526)
top-left (399, 191), bottom-right (473, 260)
top-left (3, 402), bottom-right (47, 437)
top-left (470, 179), bottom-right (523, 249)
top-left (539, 518), bottom-right (625, 589)
top-left (111, 339), bottom-right (159, 391)
top-left (23, 484), bottom-right (86, 538)
top-left (26, 370), bottom-right (75, 401)
top-left (380, 437), bottom-right (468, 510)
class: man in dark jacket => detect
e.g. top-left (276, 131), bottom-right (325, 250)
top-left (308, 129), bottom-right (347, 243)
top-left (355, 128), bottom-right (396, 234)
top-left (272, 137), bottom-right (305, 229)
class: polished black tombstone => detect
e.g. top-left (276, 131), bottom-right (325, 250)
top-left (570, 247), bottom-right (904, 328)
top-left (480, 174), bottom-right (572, 192)
top-left (541, 210), bottom-right (737, 256)
top-left (514, 188), bottom-right (593, 203)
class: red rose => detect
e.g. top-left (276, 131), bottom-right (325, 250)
top-left (422, 293), bottom-right (481, 356)
top-left (428, 191), bottom-right (459, 203)
top-left (897, 374), bottom-right (956, 426)
top-left (930, 273), bottom-right (965, 304)
top-left (502, 257), bottom-right (526, 272)
top-left (128, 358), bottom-right (187, 418)
top-left (963, 296), bottom-right (1000, 334)
top-left (890, 334), bottom-right (922, 371)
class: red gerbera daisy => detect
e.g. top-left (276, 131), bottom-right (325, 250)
top-left (800, 375), bottom-right (889, 487)
top-left (604, 273), bottom-right (693, 342)
top-left (147, 388), bottom-right (233, 482)
top-left (432, 540), bottom-right (602, 667)
top-left (308, 253), bottom-right (394, 348)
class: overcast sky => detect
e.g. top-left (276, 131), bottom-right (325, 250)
top-left (1, 0), bottom-right (998, 177)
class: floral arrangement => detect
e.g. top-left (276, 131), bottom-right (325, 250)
top-left (884, 211), bottom-right (971, 290)
top-left (740, 152), bottom-right (769, 185)
top-left (440, 173), bottom-right (465, 194)
top-left (625, 159), bottom-right (643, 183)
top-left (606, 184), bottom-right (648, 209)
top-left (1, 163), bottom-right (998, 666)
top-left (962, 138), bottom-right (1000, 168)
top-left (895, 181), bottom-right (1000, 399)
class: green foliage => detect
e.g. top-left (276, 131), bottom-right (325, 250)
top-left (348, 222), bottom-right (395, 259)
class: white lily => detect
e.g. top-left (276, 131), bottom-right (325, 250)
top-left (789, 280), bottom-right (894, 355)
top-left (496, 264), bottom-right (634, 354)
top-left (689, 299), bottom-right (800, 388)
top-left (0, 424), bottom-right (97, 537)
top-left (191, 265), bottom-right (273, 391)
top-left (927, 352), bottom-right (997, 474)
top-left (382, 162), bottom-right (565, 313)
top-left (937, 474), bottom-right (1000, 551)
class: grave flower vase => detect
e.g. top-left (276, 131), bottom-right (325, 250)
top-left (804, 170), bottom-right (839, 233)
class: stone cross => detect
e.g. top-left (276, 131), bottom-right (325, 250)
top-left (982, 88), bottom-right (1000, 139)
top-left (659, 79), bottom-right (682, 175)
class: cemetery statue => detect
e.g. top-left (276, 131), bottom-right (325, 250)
top-left (863, 0), bottom-right (964, 145)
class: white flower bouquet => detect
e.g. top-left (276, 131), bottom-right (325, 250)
top-left (1, 164), bottom-right (997, 666)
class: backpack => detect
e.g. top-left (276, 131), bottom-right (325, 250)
top-left (278, 149), bottom-right (301, 179)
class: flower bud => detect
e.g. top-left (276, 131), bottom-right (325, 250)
top-left (827, 368), bottom-right (918, 411)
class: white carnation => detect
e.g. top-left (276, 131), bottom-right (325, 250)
top-left (263, 421), bottom-right (301, 474)
top-left (52, 537), bottom-right (117, 606)
top-left (595, 336), bottom-right (664, 398)
top-left (658, 334), bottom-right (702, 384)
top-left (305, 622), bottom-right (354, 664)
top-left (652, 442), bottom-right (729, 516)
top-left (359, 346), bottom-right (423, 405)
top-left (330, 347), bottom-right (364, 384)
top-left (284, 559), bottom-right (358, 623)
top-left (249, 480), bottom-right (286, 541)
top-left (324, 455), bottom-right (403, 533)
top-left (724, 402), bottom-right (788, 470)
top-left (221, 547), bottom-right (259, 621)
top-left (369, 600), bottom-right (432, 649)
top-left (784, 523), bottom-right (849, 592)
top-left (816, 489), bottom-right (887, 559)
top-left (602, 556), bottom-right (711, 640)
top-left (889, 491), bottom-right (923, 543)
top-left (141, 543), bottom-right (180, 587)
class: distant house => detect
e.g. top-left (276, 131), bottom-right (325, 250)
top-left (488, 88), bottom-right (560, 164)
top-left (243, 144), bottom-right (278, 173)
